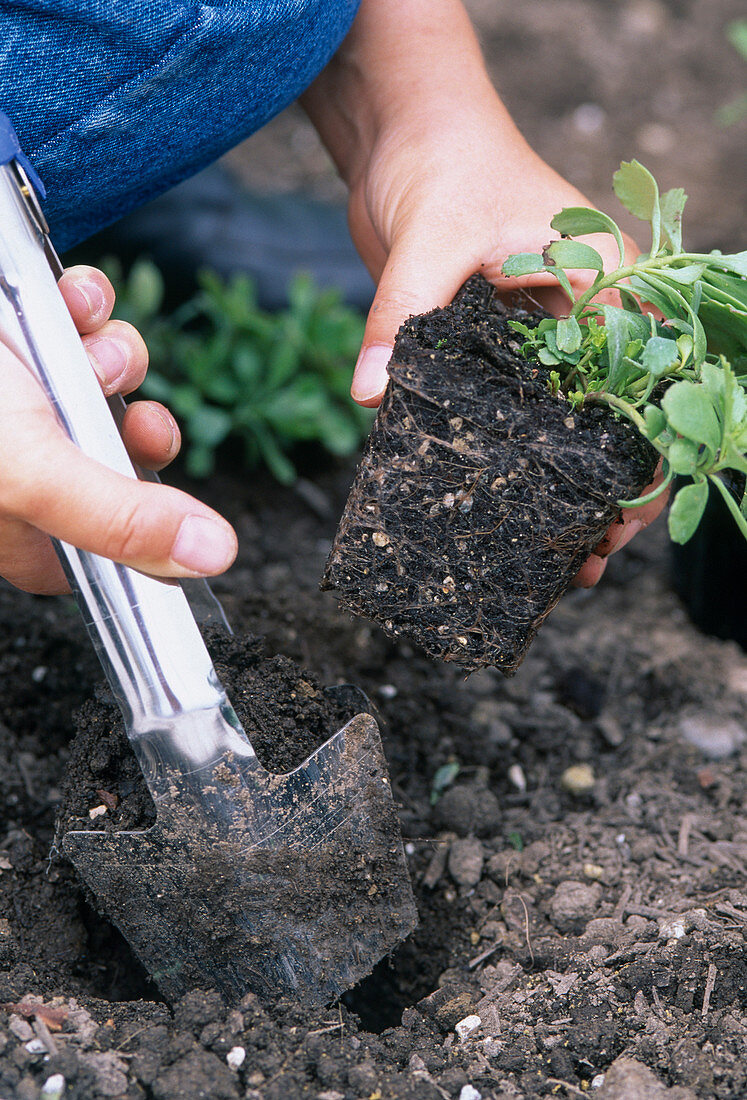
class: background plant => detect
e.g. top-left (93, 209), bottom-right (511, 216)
top-left (502, 160), bottom-right (747, 545)
top-left (108, 260), bottom-right (373, 483)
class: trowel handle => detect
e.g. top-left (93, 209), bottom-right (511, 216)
top-left (0, 162), bottom-right (238, 753)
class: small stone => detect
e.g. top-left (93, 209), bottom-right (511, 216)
top-left (88, 804), bottom-right (108, 819)
top-left (41, 1076), bottom-right (65, 1100)
top-left (507, 764), bottom-right (526, 792)
top-left (560, 763), bottom-right (595, 795)
top-left (226, 1046), bottom-right (245, 1070)
top-left (583, 862), bottom-right (606, 881)
top-left (448, 839), bottom-right (485, 888)
top-left (550, 880), bottom-right (603, 932)
top-left (378, 683), bottom-right (398, 699)
top-left (597, 1055), bottom-right (697, 1098)
top-left (9, 1016), bottom-right (34, 1041)
top-left (432, 784), bottom-right (501, 837)
top-left (658, 914), bottom-right (691, 941)
top-left (679, 714), bottom-right (745, 760)
top-left (25, 1038), bottom-right (48, 1054)
top-left (459, 1087), bottom-right (482, 1100)
top-left (372, 531), bottom-right (390, 547)
top-left (591, 1074), bottom-right (606, 1089)
top-left (455, 1015), bottom-right (482, 1041)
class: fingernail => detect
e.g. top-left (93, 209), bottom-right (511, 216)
top-left (87, 338), bottom-right (128, 390)
top-left (608, 519), bottom-right (643, 555)
top-left (67, 280), bottom-right (107, 322)
top-left (171, 516), bottom-right (236, 574)
top-left (351, 344), bottom-right (392, 403)
top-left (150, 405), bottom-right (177, 453)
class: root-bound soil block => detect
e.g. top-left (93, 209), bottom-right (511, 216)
top-left (323, 275), bottom-right (658, 673)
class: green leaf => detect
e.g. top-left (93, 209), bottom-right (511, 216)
top-left (502, 253), bottom-right (546, 277)
top-left (188, 406), bottom-right (232, 448)
top-left (544, 239), bottom-right (605, 271)
top-left (665, 263), bottom-right (708, 285)
top-left (643, 404), bottom-right (667, 438)
top-left (666, 437), bottom-right (701, 475)
top-left (661, 381), bottom-right (722, 452)
top-left (613, 160), bottom-right (662, 255)
top-left (556, 316), bottom-right (583, 353)
top-left (550, 206), bottom-right (626, 265)
top-left (659, 187), bottom-right (687, 252)
top-left (641, 336), bottom-right (679, 377)
top-left (668, 480), bottom-right (709, 543)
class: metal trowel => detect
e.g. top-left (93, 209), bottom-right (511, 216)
top-left (0, 116), bottom-right (417, 1005)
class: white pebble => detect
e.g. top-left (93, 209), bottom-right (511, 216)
top-left (455, 1014), bottom-right (481, 1041)
top-left (459, 1086), bottom-right (482, 1100)
top-left (25, 1038), bottom-right (48, 1054)
top-left (226, 1046), bottom-right (246, 1069)
top-left (88, 805), bottom-right (108, 819)
top-left (32, 665), bottom-right (48, 683)
top-left (591, 1073), bottom-right (605, 1088)
top-left (41, 1076), bottom-right (66, 1100)
top-left (378, 684), bottom-right (398, 699)
top-left (507, 764), bottom-right (526, 792)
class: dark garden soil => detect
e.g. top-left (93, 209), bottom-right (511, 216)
top-left (323, 278), bottom-right (658, 674)
top-left (1, 458), bottom-right (747, 1099)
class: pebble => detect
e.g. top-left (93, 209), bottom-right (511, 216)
top-left (560, 763), bottom-right (595, 795)
top-left (8, 1016), bottom-right (34, 1042)
top-left (432, 785), bottom-right (501, 837)
top-left (448, 839), bottom-right (485, 888)
top-left (40, 1077), bottom-right (65, 1100)
top-left (459, 1088), bottom-right (482, 1100)
top-left (679, 714), bottom-right (745, 760)
top-left (455, 1015), bottom-right (481, 1041)
top-left (507, 764), bottom-right (526, 792)
top-left (550, 880), bottom-right (604, 932)
top-left (226, 1046), bottom-right (245, 1069)
top-left (597, 1055), bottom-right (697, 1098)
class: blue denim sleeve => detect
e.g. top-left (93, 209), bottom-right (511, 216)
top-left (0, 0), bottom-right (360, 248)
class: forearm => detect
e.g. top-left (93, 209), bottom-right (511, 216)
top-left (300, 0), bottom-right (524, 185)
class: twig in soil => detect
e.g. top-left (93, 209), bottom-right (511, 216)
top-left (702, 962), bottom-right (718, 1018)
top-left (468, 942), bottom-right (502, 970)
top-left (602, 941), bottom-right (656, 966)
top-left (678, 813), bottom-right (698, 858)
top-left (32, 1017), bottom-right (58, 1057)
top-left (613, 884), bottom-right (633, 921)
top-left (516, 892), bottom-right (534, 968)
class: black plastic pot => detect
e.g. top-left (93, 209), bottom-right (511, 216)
top-left (670, 476), bottom-right (747, 650)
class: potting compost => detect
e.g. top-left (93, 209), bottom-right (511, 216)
top-left (323, 276), bottom-right (658, 673)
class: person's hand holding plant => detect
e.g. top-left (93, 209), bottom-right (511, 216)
top-left (302, 0), bottom-right (667, 586)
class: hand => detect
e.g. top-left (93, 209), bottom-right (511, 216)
top-left (0, 265), bottom-right (237, 594)
top-left (302, 0), bottom-right (668, 585)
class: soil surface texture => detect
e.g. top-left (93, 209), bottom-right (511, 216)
top-left (1, 462), bottom-right (747, 1099)
top-left (323, 277), bottom-right (657, 673)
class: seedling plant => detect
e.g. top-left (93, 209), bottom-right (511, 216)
top-left (109, 260), bottom-right (373, 482)
top-left (502, 161), bottom-right (747, 544)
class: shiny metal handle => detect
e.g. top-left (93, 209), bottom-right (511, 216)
top-left (0, 164), bottom-right (243, 758)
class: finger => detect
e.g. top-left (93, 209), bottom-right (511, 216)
top-left (58, 266), bottom-right (116, 334)
top-left (0, 515), bottom-right (68, 594)
top-left (572, 553), bottom-right (608, 588)
top-left (1, 436), bottom-right (237, 579)
top-left (0, 350), bottom-right (236, 579)
top-left (121, 401), bottom-right (181, 471)
top-left (81, 319), bottom-right (149, 396)
top-left (352, 233), bottom-right (476, 407)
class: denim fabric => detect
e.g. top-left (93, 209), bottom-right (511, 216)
top-left (0, 0), bottom-right (360, 248)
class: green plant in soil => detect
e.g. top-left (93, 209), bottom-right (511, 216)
top-left (502, 160), bottom-right (747, 544)
top-left (107, 259), bottom-right (373, 482)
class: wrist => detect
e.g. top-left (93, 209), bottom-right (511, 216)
top-left (301, 0), bottom-right (503, 185)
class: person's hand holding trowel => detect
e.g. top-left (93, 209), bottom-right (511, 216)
top-left (0, 264), bottom-right (237, 594)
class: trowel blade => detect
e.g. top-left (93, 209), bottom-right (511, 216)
top-left (62, 713), bottom-right (417, 1005)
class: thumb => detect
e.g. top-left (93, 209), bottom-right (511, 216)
top-left (351, 237), bottom-right (475, 407)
